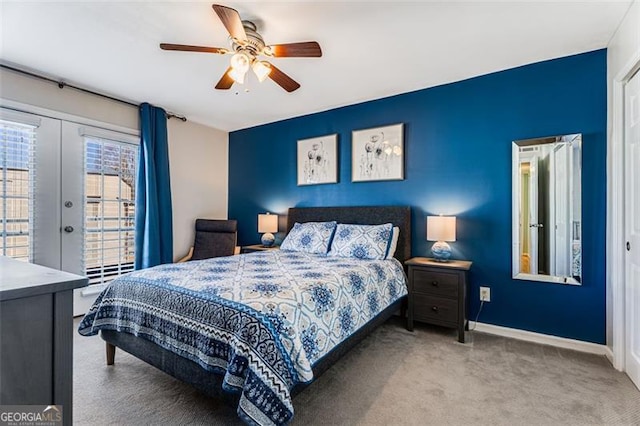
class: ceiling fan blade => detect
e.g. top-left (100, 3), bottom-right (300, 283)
top-left (160, 43), bottom-right (228, 54)
top-left (268, 41), bottom-right (322, 58)
top-left (267, 63), bottom-right (300, 92)
top-left (212, 4), bottom-right (247, 41)
top-left (215, 67), bottom-right (234, 90)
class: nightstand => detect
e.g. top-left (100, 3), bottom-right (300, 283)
top-left (241, 244), bottom-right (280, 254)
top-left (405, 257), bottom-right (472, 343)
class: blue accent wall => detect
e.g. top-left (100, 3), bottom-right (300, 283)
top-left (228, 49), bottom-right (607, 344)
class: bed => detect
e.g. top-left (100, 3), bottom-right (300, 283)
top-left (78, 206), bottom-right (411, 425)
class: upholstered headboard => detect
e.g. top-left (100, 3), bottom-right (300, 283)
top-left (286, 206), bottom-right (412, 264)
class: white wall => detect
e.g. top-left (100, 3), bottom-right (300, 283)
top-left (606, 0), bottom-right (640, 350)
top-left (0, 67), bottom-right (229, 262)
top-left (0, 67), bottom-right (137, 128)
top-left (608, 1), bottom-right (640, 80)
top-left (168, 119), bottom-right (228, 258)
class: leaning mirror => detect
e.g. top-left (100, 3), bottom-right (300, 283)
top-left (512, 134), bottom-right (582, 285)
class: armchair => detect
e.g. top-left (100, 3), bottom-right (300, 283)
top-left (178, 219), bottom-right (239, 262)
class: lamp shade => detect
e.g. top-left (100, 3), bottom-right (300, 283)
top-left (228, 67), bottom-right (246, 84)
top-left (252, 60), bottom-right (272, 82)
top-left (230, 51), bottom-right (251, 72)
top-left (258, 213), bottom-right (278, 233)
top-left (427, 216), bottom-right (456, 242)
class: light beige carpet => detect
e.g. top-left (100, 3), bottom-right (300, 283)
top-left (73, 317), bottom-right (640, 425)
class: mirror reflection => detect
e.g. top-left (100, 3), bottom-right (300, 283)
top-left (512, 134), bottom-right (582, 285)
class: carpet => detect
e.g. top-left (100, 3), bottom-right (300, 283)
top-left (73, 317), bottom-right (640, 425)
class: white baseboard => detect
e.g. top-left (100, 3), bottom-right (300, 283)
top-left (604, 346), bottom-right (615, 366)
top-left (469, 321), bottom-right (609, 356)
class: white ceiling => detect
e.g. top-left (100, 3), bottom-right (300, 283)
top-left (0, 1), bottom-right (632, 131)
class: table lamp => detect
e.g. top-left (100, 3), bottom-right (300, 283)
top-left (427, 215), bottom-right (456, 262)
top-left (258, 213), bottom-right (278, 247)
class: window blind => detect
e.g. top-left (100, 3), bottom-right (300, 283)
top-left (84, 136), bottom-right (138, 285)
top-left (0, 120), bottom-right (36, 261)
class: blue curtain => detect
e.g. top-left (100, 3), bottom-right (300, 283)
top-left (135, 103), bottom-right (173, 269)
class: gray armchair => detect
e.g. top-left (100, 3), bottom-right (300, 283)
top-left (178, 219), bottom-right (239, 262)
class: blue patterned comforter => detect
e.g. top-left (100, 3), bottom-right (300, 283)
top-left (78, 250), bottom-right (407, 425)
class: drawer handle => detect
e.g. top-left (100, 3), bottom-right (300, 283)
top-left (431, 306), bottom-right (439, 312)
top-left (431, 281), bottom-right (439, 287)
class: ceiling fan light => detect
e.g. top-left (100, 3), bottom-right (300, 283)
top-left (230, 51), bottom-right (251, 72)
top-left (252, 61), bottom-right (271, 82)
top-left (228, 67), bottom-right (246, 84)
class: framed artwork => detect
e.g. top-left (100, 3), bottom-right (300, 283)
top-left (352, 123), bottom-right (404, 182)
top-left (297, 134), bottom-right (338, 186)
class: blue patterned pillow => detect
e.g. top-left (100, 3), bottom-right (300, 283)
top-left (328, 223), bottom-right (393, 260)
top-left (280, 221), bottom-right (337, 254)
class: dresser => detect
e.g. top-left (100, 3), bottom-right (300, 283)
top-left (405, 257), bottom-right (472, 343)
top-left (0, 257), bottom-right (88, 425)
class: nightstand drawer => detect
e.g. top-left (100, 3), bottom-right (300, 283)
top-left (412, 294), bottom-right (458, 323)
top-left (412, 269), bottom-right (459, 297)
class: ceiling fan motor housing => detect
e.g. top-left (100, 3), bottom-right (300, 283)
top-left (231, 20), bottom-right (265, 57)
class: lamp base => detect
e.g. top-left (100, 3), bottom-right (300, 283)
top-left (261, 232), bottom-right (275, 247)
top-left (431, 241), bottom-right (452, 262)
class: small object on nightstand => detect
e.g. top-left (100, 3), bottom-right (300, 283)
top-left (405, 257), bottom-right (472, 343)
top-left (258, 213), bottom-right (278, 247)
top-left (242, 244), bottom-right (280, 254)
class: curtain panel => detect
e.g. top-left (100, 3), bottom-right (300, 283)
top-left (135, 102), bottom-right (173, 269)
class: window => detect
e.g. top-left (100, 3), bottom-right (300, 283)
top-left (0, 120), bottom-right (35, 261)
top-left (84, 137), bottom-right (137, 285)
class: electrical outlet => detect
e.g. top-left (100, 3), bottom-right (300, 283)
top-left (480, 286), bottom-right (491, 302)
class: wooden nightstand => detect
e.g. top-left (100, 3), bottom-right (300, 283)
top-left (241, 244), bottom-right (280, 254)
top-left (405, 257), bottom-right (472, 343)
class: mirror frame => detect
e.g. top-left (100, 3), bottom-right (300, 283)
top-left (511, 133), bottom-right (582, 285)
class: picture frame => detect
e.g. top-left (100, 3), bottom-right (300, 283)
top-left (352, 123), bottom-right (404, 182)
top-left (297, 133), bottom-right (338, 186)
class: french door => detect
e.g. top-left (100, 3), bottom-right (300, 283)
top-left (62, 123), bottom-right (139, 315)
top-left (1, 110), bottom-right (61, 268)
top-left (624, 69), bottom-right (640, 390)
top-left (0, 107), bottom-right (138, 316)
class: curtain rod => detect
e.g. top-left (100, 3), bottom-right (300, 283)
top-left (1, 63), bottom-right (187, 122)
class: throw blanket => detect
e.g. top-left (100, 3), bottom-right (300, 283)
top-left (78, 251), bottom-right (407, 425)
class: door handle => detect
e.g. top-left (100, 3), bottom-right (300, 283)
top-left (529, 223), bottom-right (544, 228)
top-left (627, 241), bottom-right (631, 251)
top-left (64, 226), bottom-right (74, 233)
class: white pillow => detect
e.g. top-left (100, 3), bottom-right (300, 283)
top-left (386, 226), bottom-right (400, 259)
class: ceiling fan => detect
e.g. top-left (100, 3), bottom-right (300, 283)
top-left (160, 4), bottom-right (322, 93)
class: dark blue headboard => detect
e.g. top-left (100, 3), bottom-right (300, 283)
top-left (286, 206), bottom-right (412, 264)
